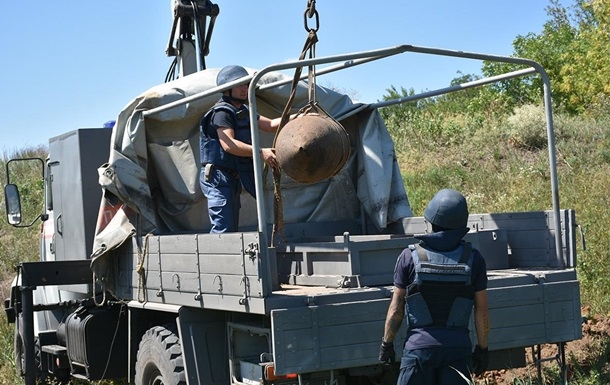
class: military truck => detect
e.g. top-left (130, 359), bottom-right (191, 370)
top-left (3, 1), bottom-right (585, 382)
top-left (3, 41), bottom-right (583, 385)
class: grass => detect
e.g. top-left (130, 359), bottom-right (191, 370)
top-left (1, 106), bottom-right (610, 383)
top-left (392, 106), bottom-right (610, 316)
top-left (0, 149), bottom-right (45, 384)
top-left (388, 104), bottom-right (610, 383)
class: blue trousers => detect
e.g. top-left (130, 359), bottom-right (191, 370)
top-left (397, 347), bottom-right (472, 385)
top-left (200, 167), bottom-right (241, 233)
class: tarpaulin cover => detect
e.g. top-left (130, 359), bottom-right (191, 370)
top-left (90, 68), bottom-right (412, 278)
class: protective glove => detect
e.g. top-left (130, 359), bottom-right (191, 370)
top-left (472, 345), bottom-right (489, 376)
top-left (378, 340), bottom-right (396, 364)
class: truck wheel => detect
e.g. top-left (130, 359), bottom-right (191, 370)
top-left (14, 316), bottom-right (69, 384)
top-left (13, 319), bottom-right (46, 382)
top-left (13, 325), bottom-right (26, 377)
top-left (135, 324), bottom-right (186, 385)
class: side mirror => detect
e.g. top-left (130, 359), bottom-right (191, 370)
top-left (4, 184), bottom-right (22, 225)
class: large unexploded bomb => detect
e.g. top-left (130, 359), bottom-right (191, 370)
top-left (275, 113), bottom-right (350, 184)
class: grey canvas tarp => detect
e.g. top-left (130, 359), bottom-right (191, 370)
top-left (90, 67), bottom-right (412, 279)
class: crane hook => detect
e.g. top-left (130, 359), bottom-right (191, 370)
top-left (303, 0), bottom-right (319, 32)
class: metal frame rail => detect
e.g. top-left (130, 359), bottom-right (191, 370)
top-left (143, 43), bottom-right (563, 269)
top-left (531, 342), bottom-right (569, 385)
top-left (18, 260), bottom-right (93, 385)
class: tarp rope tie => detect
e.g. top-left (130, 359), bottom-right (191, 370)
top-left (136, 233), bottom-right (153, 303)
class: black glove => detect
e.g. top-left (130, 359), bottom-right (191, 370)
top-left (472, 345), bottom-right (489, 376)
top-left (378, 340), bottom-right (396, 364)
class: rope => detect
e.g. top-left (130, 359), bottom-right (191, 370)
top-left (136, 233), bottom-right (153, 303)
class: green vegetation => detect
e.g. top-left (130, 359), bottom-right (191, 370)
top-left (385, 100), bottom-right (610, 315)
top-left (479, 0), bottom-right (610, 116)
top-left (0, 148), bottom-right (47, 384)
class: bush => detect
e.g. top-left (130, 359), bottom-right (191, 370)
top-left (506, 104), bottom-right (550, 150)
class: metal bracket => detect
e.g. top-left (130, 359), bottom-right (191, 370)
top-left (337, 275), bottom-right (362, 288)
top-left (535, 273), bottom-right (547, 284)
top-left (213, 275), bottom-right (223, 293)
top-left (172, 274), bottom-right (181, 291)
top-left (156, 236), bottom-right (164, 298)
top-left (244, 242), bottom-right (258, 262)
top-left (194, 234), bottom-right (204, 301)
top-left (239, 276), bottom-right (250, 305)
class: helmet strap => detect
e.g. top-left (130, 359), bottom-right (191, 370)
top-left (227, 89), bottom-right (247, 104)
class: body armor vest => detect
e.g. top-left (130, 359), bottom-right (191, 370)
top-left (200, 100), bottom-right (251, 169)
top-left (405, 241), bottom-right (475, 330)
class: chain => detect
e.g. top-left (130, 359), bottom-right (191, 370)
top-left (303, 0), bottom-right (319, 32)
top-left (302, 0), bottom-right (320, 103)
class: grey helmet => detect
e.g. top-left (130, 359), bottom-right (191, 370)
top-left (216, 65), bottom-right (249, 87)
top-left (423, 189), bottom-right (469, 230)
top-left (216, 65), bottom-right (249, 103)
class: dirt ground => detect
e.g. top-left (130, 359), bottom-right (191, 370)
top-left (477, 307), bottom-right (610, 384)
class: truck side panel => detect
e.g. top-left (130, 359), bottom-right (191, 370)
top-left (475, 210), bottom-right (577, 268)
top-left (484, 278), bottom-right (581, 350)
top-left (271, 298), bottom-right (407, 375)
top-left (116, 232), bottom-right (265, 312)
top-left (111, 208), bottom-right (581, 377)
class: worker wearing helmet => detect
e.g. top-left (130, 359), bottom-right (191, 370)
top-left (200, 65), bottom-right (281, 233)
top-left (379, 189), bottom-right (490, 384)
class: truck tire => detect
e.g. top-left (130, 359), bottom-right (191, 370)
top-left (13, 318), bottom-right (45, 382)
top-left (14, 316), bottom-right (69, 384)
top-left (135, 324), bottom-right (186, 385)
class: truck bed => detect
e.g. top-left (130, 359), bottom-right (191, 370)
top-left (114, 209), bottom-right (581, 368)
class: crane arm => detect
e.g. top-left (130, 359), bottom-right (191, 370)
top-left (165, 0), bottom-right (219, 80)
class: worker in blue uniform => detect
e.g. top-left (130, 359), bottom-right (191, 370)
top-left (200, 65), bottom-right (281, 233)
top-left (379, 188), bottom-right (490, 384)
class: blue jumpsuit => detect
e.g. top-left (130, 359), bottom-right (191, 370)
top-left (199, 97), bottom-right (258, 233)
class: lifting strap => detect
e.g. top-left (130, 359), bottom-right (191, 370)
top-left (270, 0), bottom-right (321, 246)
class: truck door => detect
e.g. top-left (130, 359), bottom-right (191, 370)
top-left (47, 128), bottom-right (112, 264)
